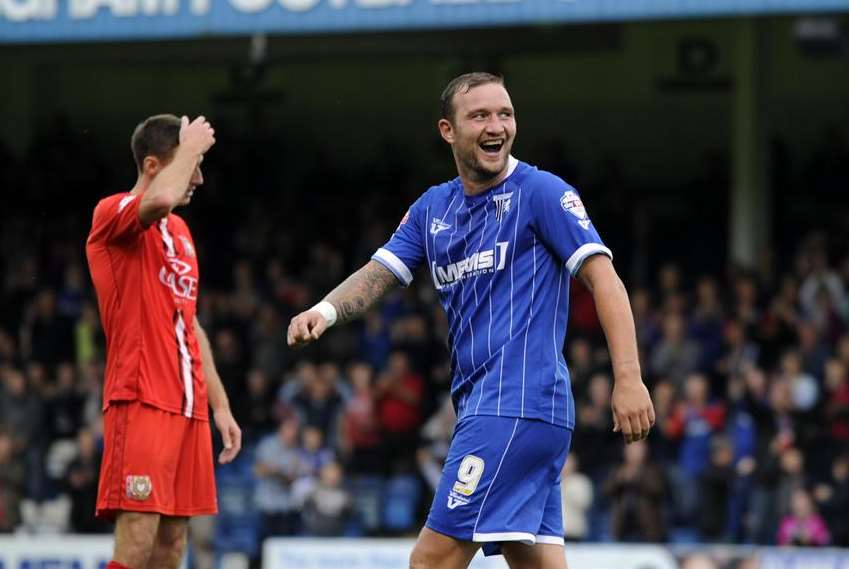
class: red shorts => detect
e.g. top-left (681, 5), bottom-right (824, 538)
top-left (96, 401), bottom-right (218, 520)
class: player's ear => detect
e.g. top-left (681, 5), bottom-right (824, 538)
top-left (438, 118), bottom-right (455, 144)
top-left (142, 156), bottom-right (161, 177)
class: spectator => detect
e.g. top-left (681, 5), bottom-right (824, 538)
top-left (238, 368), bottom-right (277, 444)
top-left (278, 360), bottom-right (318, 403)
top-left (715, 319), bottom-right (759, 382)
top-left (251, 303), bottom-right (287, 380)
top-left (376, 351), bottom-right (425, 473)
top-left (775, 447), bottom-right (808, 521)
top-left (359, 311), bottom-right (392, 371)
top-left (630, 288), bottom-right (661, 355)
top-left (779, 350), bottom-right (819, 413)
top-left (698, 436), bottom-right (735, 542)
top-left (799, 250), bottom-right (847, 329)
top-left (73, 302), bottom-right (103, 370)
top-left (561, 454), bottom-right (593, 542)
top-left (797, 322), bottom-right (830, 380)
top-left (650, 313), bottom-right (701, 386)
top-left (814, 454), bottom-right (849, 546)
top-left (649, 379), bottom-right (679, 463)
top-left (567, 337), bottom-right (595, 397)
top-left (733, 274), bottom-right (760, 329)
top-left (658, 263), bottom-right (683, 304)
top-left (0, 329), bottom-right (17, 368)
top-left (296, 426), bottom-right (336, 482)
top-left (0, 367), bottom-right (46, 500)
top-left (666, 373), bottom-right (726, 478)
top-left (20, 289), bottom-right (74, 366)
top-left (301, 462), bottom-right (353, 536)
top-left (290, 363), bottom-right (345, 444)
top-left (254, 419), bottom-right (302, 537)
top-left (690, 276), bottom-right (725, 373)
top-left (65, 428), bottom-right (107, 533)
top-left (603, 440), bottom-right (668, 542)
top-left (777, 488), bottom-right (831, 546)
top-left (573, 373), bottom-right (620, 482)
top-left (57, 264), bottom-right (86, 320)
top-left (45, 362), bottom-right (85, 442)
top-left (757, 276), bottom-right (800, 370)
top-left (339, 362), bottom-right (383, 475)
top-left (0, 430), bottom-right (24, 532)
top-left (214, 328), bottom-right (248, 412)
top-left (823, 358), bottom-right (849, 446)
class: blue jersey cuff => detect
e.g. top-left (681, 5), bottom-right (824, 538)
top-left (565, 243), bottom-right (613, 276)
top-left (372, 248), bottom-right (414, 286)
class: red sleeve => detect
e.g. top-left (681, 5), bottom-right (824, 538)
top-left (89, 194), bottom-right (145, 245)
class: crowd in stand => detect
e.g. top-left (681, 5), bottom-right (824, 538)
top-left (1, 118), bottom-right (848, 562)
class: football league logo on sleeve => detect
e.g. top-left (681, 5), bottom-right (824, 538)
top-left (560, 191), bottom-right (592, 230)
top-left (126, 475), bottom-right (153, 501)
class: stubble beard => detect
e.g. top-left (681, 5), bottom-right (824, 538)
top-left (459, 146), bottom-right (505, 184)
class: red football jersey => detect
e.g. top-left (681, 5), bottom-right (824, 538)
top-left (86, 192), bottom-right (208, 421)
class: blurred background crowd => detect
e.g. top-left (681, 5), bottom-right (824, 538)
top-left (1, 116), bottom-right (848, 565)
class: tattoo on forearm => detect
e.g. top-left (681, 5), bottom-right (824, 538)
top-left (325, 260), bottom-right (399, 325)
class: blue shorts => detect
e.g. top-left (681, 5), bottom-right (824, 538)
top-left (425, 415), bottom-right (572, 556)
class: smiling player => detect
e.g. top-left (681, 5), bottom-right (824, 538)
top-left (287, 73), bottom-right (654, 569)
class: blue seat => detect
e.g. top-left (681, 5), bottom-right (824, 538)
top-left (213, 451), bottom-right (261, 558)
top-left (351, 475), bottom-right (385, 534)
top-left (382, 474), bottom-right (421, 533)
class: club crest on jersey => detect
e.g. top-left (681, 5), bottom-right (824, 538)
top-left (560, 190), bottom-right (592, 230)
top-left (493, 192), bottom-right (513, 221)
top-left (178, 235), bottom-right (196, 257)
top-left (430, 218), bottom-right (451, 236)
top-left (126, 475), bottom-right (152, 501)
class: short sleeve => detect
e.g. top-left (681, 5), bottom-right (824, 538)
top-left (89, 194), bottom-right (145, 245)
top-left (528, 173), bottom-right (612, 276)
top-left (371, 195), bottom-right (427, 287)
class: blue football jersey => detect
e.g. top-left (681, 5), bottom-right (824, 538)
top-left (372, 157), bottom-right (611, 429)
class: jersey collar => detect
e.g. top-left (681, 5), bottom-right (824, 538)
top-left (461, 155), bottom-right (520, 205)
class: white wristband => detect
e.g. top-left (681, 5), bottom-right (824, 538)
top-left (310, 301), bottom-right (337, 327)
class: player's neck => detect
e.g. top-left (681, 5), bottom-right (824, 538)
top-left (457, 164), bottom-right (510, 197)
top-left (129, 175), bottom-right (151, 196)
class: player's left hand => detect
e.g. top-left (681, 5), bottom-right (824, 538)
top-left (611, 378), bottom-right (655, 445)
top-left (213, 407), bottom-right (242, 464)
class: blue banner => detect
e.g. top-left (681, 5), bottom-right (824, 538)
top-left (1, 0), bottom-right (847, 43)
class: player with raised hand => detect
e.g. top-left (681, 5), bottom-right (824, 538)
top-left (86, 114), bottom-right (241, 569)
top-left (287, 73), bottom-right (654, 569)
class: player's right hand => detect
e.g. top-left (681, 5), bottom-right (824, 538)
top-left (287, 310), bottom-right (329, 348)
top-left (179, 115), bottom-right (216, 156)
